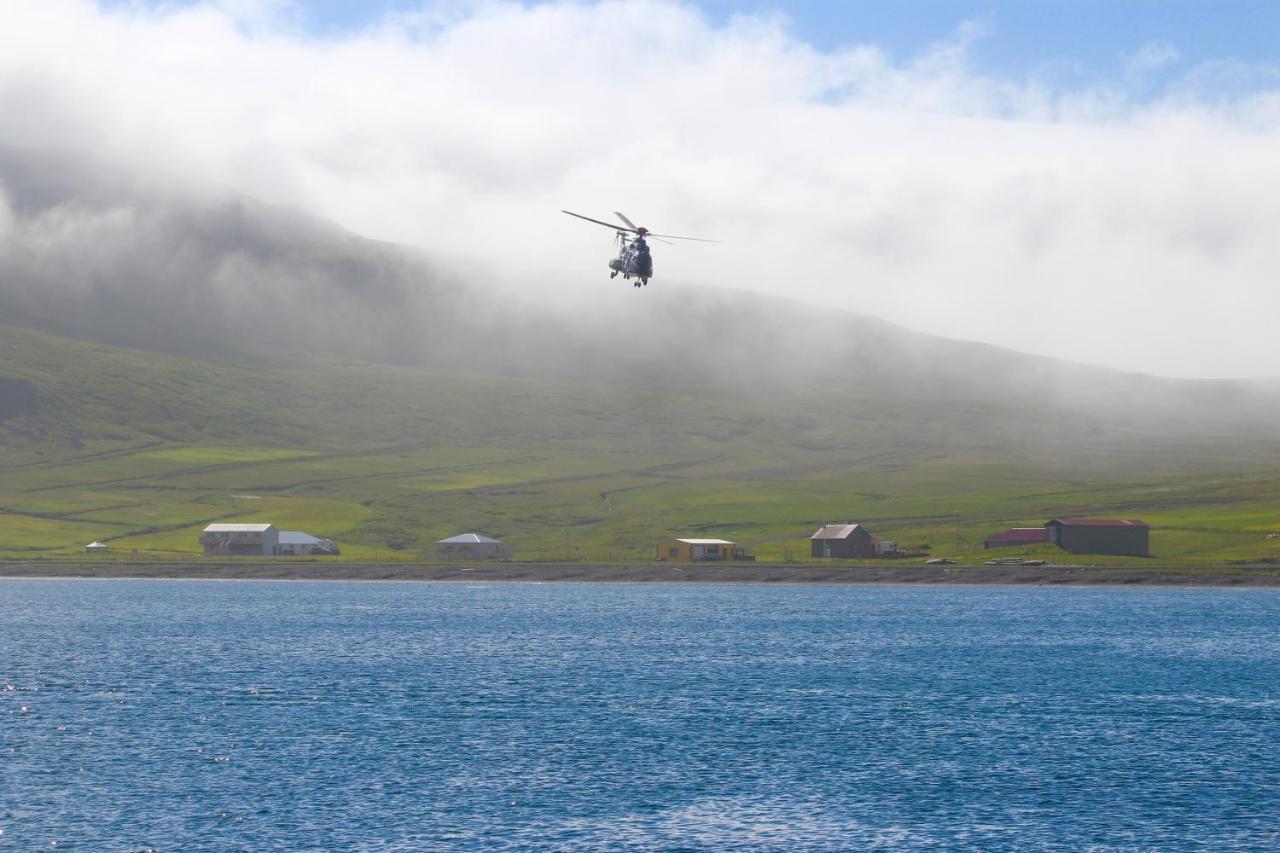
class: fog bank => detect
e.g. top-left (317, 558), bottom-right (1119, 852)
top-left (2, 143), bottom-right (1278, 444)
top-left (2, 1), bottom-right (1280, 376)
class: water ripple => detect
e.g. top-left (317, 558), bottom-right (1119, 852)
top-left (1, 581), bottom-right (1279, 849)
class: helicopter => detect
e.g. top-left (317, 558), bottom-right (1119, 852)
top-left (561, 210), bottom-right (719, 287)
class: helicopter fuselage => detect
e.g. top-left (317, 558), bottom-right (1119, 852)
top-left (609, 240), bottom-right (653, 286)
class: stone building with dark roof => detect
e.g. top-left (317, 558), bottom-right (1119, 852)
top-left (810, 523), bottom-right (875, 558)
top-left (1045, 518), bottom-right (1149, 557)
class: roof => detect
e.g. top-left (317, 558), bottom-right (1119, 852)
top-left (203, 523), bottom-right (274, 533)
top-left (810, 524), bottom-right (864, 540)
top-left (984, 528), bottom-right (1048, 545)
top-left (674, 538), bottom-right (734, 545)
top-left (438, 533), bottom-right (503, 544)
top-left (1047, 518), bottom-right (1149, 528)
top-left (279, 531), bottom-right (322, 545)
top-left (85, 541), bottom-right (109, 549)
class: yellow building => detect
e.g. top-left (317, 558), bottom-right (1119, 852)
top-left (657, 538), bottom-right (745, 562)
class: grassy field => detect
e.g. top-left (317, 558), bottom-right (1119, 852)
top-left (3, 324), bottom-right (1280, 565)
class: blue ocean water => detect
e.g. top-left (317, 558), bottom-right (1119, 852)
top-left (2, 580), bottom-right (1279, 850)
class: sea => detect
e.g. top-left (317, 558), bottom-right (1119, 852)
top-left (2, 579), bottom-right (1278, 851)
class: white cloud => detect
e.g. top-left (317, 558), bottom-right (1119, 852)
top-left (2, 0), bottom-right (1280, 377)
top-left (1126, 42), bottom-right (1180, 76)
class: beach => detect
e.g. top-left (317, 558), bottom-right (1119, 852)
top-left (4, 560), bottom-right (1280, 586)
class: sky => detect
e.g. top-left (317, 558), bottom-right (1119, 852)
top-left (103, 0), bottom-right (1280, 91)
top-left (7, 0), bottom-right (1280, 378)
top-left (104, 0), bottom-right (1280, 71)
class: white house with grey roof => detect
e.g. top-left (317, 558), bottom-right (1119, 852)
top-left (200, 523), bottom-right (279, 556)
top-left (278, 531), bottom-right (340, 556)
top-left (436, 533), bottom-right (512, 560)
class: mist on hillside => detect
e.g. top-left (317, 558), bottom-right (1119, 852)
top-left (2, 142), bottom-right (1280, 449)
top-left (3, 2), bottom-right (1280, 380)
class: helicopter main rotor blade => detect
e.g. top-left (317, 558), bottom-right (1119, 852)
top-left (618, 211), bottom-right (720, 242)
top-left (647, 232), bottom-right (722, 243)
top-left (564, 210), bottom-right (720, 243)
top-left (562, 210), bottom-right (636, 233)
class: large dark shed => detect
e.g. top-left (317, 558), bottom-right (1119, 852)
top-left (810, 523), bottom-right (875, 558)
top-left (1045, 518), bottom-right (1149, 557)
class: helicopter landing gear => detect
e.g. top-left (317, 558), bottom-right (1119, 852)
top-left (610, 270), bottom-right (617, 279)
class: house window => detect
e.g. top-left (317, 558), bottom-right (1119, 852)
top-left (668, 547), bottom-right (679, 558)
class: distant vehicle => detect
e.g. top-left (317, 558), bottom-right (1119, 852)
top-left (561, 210), bottom-right (719, 288)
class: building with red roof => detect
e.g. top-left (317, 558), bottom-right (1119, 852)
top-left (982, 527), bottom-right (1048, 549)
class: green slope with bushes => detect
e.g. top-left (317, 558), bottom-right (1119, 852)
top-left (3, 324), bottom-right (1280, 565)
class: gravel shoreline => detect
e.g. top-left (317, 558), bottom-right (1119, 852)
top-left (3, 561), bottom-right (1280, 586)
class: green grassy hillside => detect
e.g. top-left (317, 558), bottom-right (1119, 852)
top-left (3, 324), bottom-right (1280, 565)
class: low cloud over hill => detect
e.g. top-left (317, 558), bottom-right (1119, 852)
top-left (2, 144), bottom-right (1278, 445)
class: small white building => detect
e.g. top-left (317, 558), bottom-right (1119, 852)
top-left (278, 531), bottom-right (340, 556)
top-left (84, 541), bottom-right (110, 554)
top-left (437, 533), bottom-right (512, 560)
top-left (200, 523), bottom-right (279, 556)
top-left (656, 538), bottom-right (746, 561)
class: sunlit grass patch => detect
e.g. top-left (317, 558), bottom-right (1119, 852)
top-left (135, 446), bottom-right (314, 464)
top-left (0, 514), bottom-right (132, 552)
top-left (248, 496), bottom-right (375, 532)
